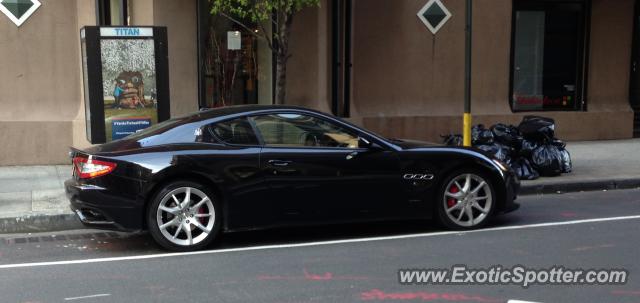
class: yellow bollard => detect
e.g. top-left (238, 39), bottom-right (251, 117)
top-left (463, 113), bottom-right (472, 147)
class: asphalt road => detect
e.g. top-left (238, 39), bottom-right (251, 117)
top-left (0, 189), bottom-right (639, 303)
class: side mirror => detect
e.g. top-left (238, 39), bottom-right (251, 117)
top-left (358, 137), bottom-right (372, 148)
top-left (358, 137), bottom-right (384, 151)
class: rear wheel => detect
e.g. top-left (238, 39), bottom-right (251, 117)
top-left (147, 181), bottom-right (221, 251)
top-left (436, 171), bottom-right (495, 229)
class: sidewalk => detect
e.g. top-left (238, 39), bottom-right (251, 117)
top-left (0, 139), bottom-right (639, 233)
top-left (518, 139), bottom-right (640, 194)
top-left (0, 166), bottom-right (81, 233)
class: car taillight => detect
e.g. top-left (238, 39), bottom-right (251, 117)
top-left (73, 157), bottom-right (117, 179)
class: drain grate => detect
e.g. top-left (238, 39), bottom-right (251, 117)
top-left (2, 232), bottom-right (121, 245)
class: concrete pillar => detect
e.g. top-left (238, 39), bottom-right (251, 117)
top-left (287, 0), bottom-right (332, 113)
top-left (152, 0), bottom-right (199, 117)
top-left (130, 0), bottom-right (154, 25)
top-left (72, 0), bottom-right (97, 150)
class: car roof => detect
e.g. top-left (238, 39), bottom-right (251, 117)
top-left (191, 105), bottom-right (325, 121)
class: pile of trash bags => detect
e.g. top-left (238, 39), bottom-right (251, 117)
top-left (441, 116), bottom-right (571, 180)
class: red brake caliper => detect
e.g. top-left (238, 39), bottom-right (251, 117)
top-left (198, 205), bottom-right (207, 225)
top-left (447, 185), bottom-right (459, 208)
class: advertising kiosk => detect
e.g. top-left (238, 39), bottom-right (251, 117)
top-left (80, 26), bottom-right (170, 144)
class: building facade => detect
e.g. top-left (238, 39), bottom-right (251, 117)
top-left (0, 0), bottom-right (637, 165)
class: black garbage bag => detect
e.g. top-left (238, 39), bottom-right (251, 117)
top-left (475, 143), bottom-right (511, 163)
top-left (520, 139), bottom-right (539, 157)
top-left (441, 134), bottom-right (463, 146)
top-left (551, 138), bottom-right (566, 149)
top-left (472, 124), bottom-right (494, 145)
top-left (559, 148), bottom-right (572, 173)
top-left (550, 139), bottom-right (572, 173)
top-left (531, 144), bottom-right (563, 176)
top-left (510, 157), bottom-right (540, 180)
top-left (491, 123), bottom-right (523, 149)
top-left (518, 116), bottom-right (555, 142)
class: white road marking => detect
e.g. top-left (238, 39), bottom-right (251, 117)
top-left (507, 300), bottom-right (541, 303)
top-left (1, 215), bottom-right (639, 270)
top-left (64, 294), bottom-right (111, 301)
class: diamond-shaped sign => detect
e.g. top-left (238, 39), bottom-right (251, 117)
top-left (0, 0), bottom-right (41, 27)
top-left (417, 0), bottom-right (452, 35)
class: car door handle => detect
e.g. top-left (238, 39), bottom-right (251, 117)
top-left (268, 160), bottom-right (292, 167)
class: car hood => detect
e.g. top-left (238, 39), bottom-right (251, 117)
top-left (389, 139), bottom-right (497, 160)
top-left (388, 138), bottom-right (443, 150)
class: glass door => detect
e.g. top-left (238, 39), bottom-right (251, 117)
top-left (511, 1), bottom-right (587, 112)
top-left (197, 0), bottom-right (273, 109)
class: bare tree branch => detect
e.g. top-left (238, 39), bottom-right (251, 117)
top-left (219, 12), bottom-right (262, 38)
top-left (248, 9), bottom-right (274, 51)
top-left (257, 21), bottom-right (273, 50)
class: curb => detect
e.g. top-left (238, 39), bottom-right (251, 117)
top-left (520, 178), bottom-right (640, 195)
top-left (0, 213), bottom-right (83, 234)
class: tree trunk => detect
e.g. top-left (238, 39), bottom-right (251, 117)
top-left (274, 12), bottom-right (294, 105)
top-left (275, 54), bottom-right (287, 105)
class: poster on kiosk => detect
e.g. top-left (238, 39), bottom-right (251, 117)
top-left (80, 26), bottom-right (170, 144)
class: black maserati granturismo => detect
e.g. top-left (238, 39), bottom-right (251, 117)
top-left (65, 105), bottom-right (519, 251)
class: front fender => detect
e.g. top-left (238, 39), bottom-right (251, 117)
top-left (399, 147), bottom-right (515, 211)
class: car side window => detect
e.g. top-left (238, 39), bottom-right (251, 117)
top-left (208, 118), bottom-right (259, 146)
top-left (250, 113), bottom-right (359, 148)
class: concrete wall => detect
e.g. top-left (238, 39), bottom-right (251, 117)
top-left (0, 0), bottom-right (93, 165)
top-left (0, 0), bottom-right (634, 165)
top-left (286, 0), bottom-right (332, 113)
top-left (152, 0), bottom-right (199, 117)
top-left (0, 0), bottom-right (199, 165)
top-left (72, 0), bottom-right (98, 151)
top-left (0, 0), bottom-right (81, 121)
top-left (343, 0), bottom-right (635, 142)
top-left (130, 0), bottom-right (155, 25)
top-left (588, 0), bottom-right (635, 113)
top-left (349, 0), bottom-right (511, 116)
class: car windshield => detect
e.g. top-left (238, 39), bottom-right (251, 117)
top-left (315, 114), bottom-right (392, 142)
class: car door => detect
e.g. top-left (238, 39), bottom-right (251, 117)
top-left (249, 112), bottom-right (404, 224)
top-left (194, 117), bottom-right (273, 230)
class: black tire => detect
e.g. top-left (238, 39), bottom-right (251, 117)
top-left (147, 180), bottom-right (222, 251)
top-left (436, 170), bottom-right (496, 230)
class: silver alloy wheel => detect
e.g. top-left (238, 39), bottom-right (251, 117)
top-left (443, 173), bottom-right (492, 227)
top-left (156, 187), bottom-right (215, 246)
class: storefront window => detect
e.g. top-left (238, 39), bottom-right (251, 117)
top-left (197, 1), bottom-right (273, 108)
top-left (511, 0), bottom-right (587, 111)
top-left (96, 0), bottom-right (129, 26)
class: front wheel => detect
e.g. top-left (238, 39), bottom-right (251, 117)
top-left (147, 181), bottom-right (221, 251)
top-left (436, 171), bottom-right (495, 230)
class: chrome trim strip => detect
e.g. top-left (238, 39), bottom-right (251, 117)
top-left (74, 184), bottom-right (107, 191)
top-left (74, 210), bottom-right (115, 225)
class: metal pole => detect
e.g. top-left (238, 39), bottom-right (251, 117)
top-left (119, 0), bottom-right (127, 25)
top-left (196, 0), bottom-right (206, 109)
top-left (463, 0), bottom-right (472, 147)
top-left (95, 0), bottom-right (101, 25)
top-left (331, 0), bottom-right (341, 116)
